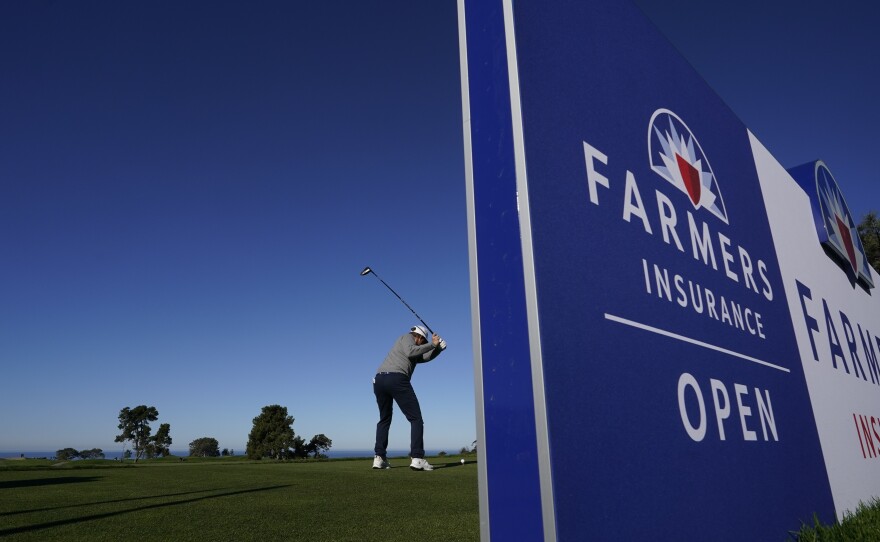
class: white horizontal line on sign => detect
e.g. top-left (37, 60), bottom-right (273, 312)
top-left (604, 313), bottom-right (791, 374)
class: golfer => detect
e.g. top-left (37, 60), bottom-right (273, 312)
top-left (372, 325), bottom-right (446, 471)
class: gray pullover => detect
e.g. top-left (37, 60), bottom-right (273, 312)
top-left (376, 333), bottom-right (443, 378)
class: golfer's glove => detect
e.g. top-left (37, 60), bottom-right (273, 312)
top-left (439, 339), bottom-right (447, 350)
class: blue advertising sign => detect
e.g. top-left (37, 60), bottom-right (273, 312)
top-left (459, 1), bottom-right (843, 540)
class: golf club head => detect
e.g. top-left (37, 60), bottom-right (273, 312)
top-left (360, 266), bottom-right (373, 276)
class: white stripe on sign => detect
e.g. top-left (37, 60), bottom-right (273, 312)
top-left (604, 313), bottom-right (791, 373)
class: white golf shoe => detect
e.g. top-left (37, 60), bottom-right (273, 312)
top-left (372, 455), bottom-right (390, 469)
top-left (409, 458), bottom-right (434, 471)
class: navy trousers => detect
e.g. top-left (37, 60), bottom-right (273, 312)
top-left (373, 372), bottom-right (424, 459)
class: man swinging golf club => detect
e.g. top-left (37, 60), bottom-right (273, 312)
top-left (372, 325), bottom-right (447, 471)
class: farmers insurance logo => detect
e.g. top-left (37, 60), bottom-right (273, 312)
top-left (649, 109), bottom-right (728, 224)
top-left (815, 162), bottom-right (875, 288)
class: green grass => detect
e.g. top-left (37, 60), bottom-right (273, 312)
top-left (8, 455), bottom-right (880, 542)
top-left (791, 499), bottom-right (880, 541)
top-left (0, 455), bottom-right (478, 541)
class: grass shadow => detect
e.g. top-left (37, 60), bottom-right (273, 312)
top-left (0, 484), bottom-right (291, 537)
top-left (0, 487), bottom-right (226, 517)
top-left (0, 477), bottom-right (102, 489)
top-left (431, 460), bottom-right (474, 470)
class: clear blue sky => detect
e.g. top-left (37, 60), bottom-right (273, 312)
top-left (636, 0), bottom-right (879, 222)
top-left (1, 1), bottom-right (876, 454)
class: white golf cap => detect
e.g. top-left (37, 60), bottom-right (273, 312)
top-left (410, 325), bottom-right (428, 339)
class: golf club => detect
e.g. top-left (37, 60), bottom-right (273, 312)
top-left (360, 266), bottom-right (434, 335)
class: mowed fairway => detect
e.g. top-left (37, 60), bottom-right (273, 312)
top-left (0, 457), bottom-right (479, 541)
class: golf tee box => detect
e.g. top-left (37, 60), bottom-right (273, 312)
top-left (458, 1), bottom-right (879, 541)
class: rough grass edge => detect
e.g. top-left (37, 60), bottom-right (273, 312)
top-left (791, 498), bottom-right (880, 541)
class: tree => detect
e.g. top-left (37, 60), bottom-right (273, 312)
top-left (80, 448), bottom-right (105, 459)
top-left (114, 405), bottom-right (159, 462)
top-left (189, 437), bottom-right (221, 457)
top-left (858, 211), bottom-right (880, 273)
top-left (306, 434), bottom-right (333, 459)
top-left (151, 423), bottom-right (172, 457)
top-left (292, 436), bottom-right (308, 458)
top-left (56, 448), bottom-right (79, 460)
top-left (246, 405), bottom-right (296, 460)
